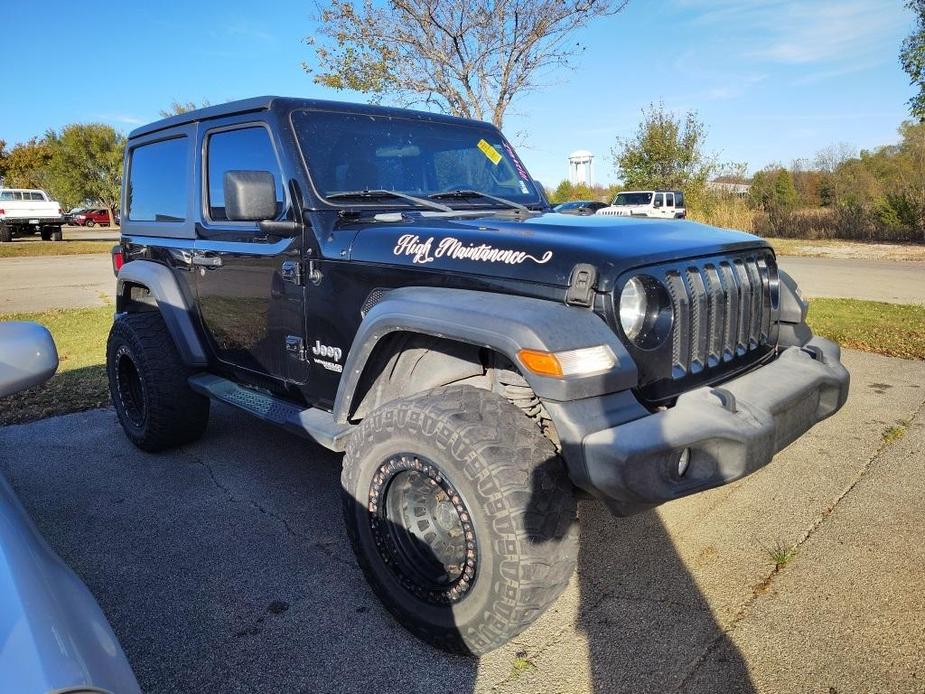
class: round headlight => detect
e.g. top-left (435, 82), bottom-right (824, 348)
top-left (618, 275), bottom-right (674, 348)
top-left (619, 276), bottom-right (648, 340)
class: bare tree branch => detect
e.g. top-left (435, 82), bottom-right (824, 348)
top-left (304, 0), bottom-right (629, 127)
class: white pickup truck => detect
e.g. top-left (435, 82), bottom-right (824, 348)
top-left (0, 188), bottom-right (65, 242)
top-left (596, 189), bottom-right (686, 220)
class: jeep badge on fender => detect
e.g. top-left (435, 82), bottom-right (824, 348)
top-left (106, 97), bottom-right (849, 656)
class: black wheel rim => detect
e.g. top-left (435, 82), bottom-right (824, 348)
top-left (368, 454), bottom-right (477, 604)
top-left (115, 346), bottom-right (147, 429)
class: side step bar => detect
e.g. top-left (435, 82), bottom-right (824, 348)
top-left (187, 373), bottom-right (353, 452)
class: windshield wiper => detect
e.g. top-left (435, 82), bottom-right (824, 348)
top-left (327, 189), bottom-right (451, 212)
top-left (429, 189), bottom-right (529, 212)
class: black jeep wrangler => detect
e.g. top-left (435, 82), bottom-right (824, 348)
top-left (107, 97), bottom-right (849, 655)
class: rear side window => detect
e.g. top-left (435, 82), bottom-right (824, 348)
top-left (127, 137), bottom-right (189, 222)
top-left (675, 192), bottom-right (685, 208)
top-left (206, 126), bottom-right (283, 222)
top-left (30, 192), bottom-right (44, 200)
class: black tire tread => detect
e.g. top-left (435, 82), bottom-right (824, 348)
top-left (107, 312), bottom-right (209, 451)
top-left (343, 384), bottom-right (578, 654)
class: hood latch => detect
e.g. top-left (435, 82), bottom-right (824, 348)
top-left (566, 263), bottom-right (598, 308)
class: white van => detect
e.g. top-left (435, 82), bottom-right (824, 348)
top-left (596, 190), bottom-right (686, 219)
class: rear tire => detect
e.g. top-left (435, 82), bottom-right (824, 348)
top-left (0, 225), bottom-right (11, 243)
top-left (50, 227), bottom-right (63, 241)
top-left (107, 312), bottom-right (210, 452)
top-left (342, 385), bottom-right (578, 655)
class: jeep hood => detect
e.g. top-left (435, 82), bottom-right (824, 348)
top-left (347, 211), bottom-right (770, 290)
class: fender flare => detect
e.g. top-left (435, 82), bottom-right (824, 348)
top-left (777, 269), bottom-right (812, 347)
top-left (116, 260), bottom-right (208, 367)
top-left (333, 287), bottom-right (637, 423)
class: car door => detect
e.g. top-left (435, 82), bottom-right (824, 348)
top-left (664, 192), bottom-right (675, 218)
top-left (193, 122), bottom-right (305, 384)
top-left (652, 192), bottom-right (665, 218)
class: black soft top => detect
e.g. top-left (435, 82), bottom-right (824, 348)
top-left (128, 96), bottom-right (491, 140)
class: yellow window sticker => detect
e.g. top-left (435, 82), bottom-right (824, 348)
top-left (477, 139), bottom-right (503, 165)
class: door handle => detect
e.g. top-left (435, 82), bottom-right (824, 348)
top-left (192, 252), bottom-right (223, 268)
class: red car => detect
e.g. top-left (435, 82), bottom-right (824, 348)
top-left (71, 208), bottom-right (119, 227)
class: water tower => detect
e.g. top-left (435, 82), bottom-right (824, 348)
top-left (568, 150), bottom-right (594, 186)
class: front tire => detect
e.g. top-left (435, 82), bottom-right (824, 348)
top-left (0, 225), bottom-right (11, 243)
top-left (342, 385), bottom-right (578, 655)
top-left (107, 312), bottom-right (210, 451)
top-left (85, 219), bottom-right (96, 227)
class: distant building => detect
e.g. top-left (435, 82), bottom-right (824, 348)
top-left (568, 150), bottom-right (594, 186)
top-left (707, 181), bottom-right (751, 196)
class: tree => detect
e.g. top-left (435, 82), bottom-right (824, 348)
top-left (160, 99), bottom-right (212, 118)
top-left (0, 139), bottom-right (7, 182)
top-left (900, 0), bottom-right (925, 120)
top-left (3, 137), bottom-right (55, 191)
top-left (772, 169), bottom-right (797, 212)
top-left (814, 142), bottom-right (856, 206)
top-left (611, 102), bottom-right (715, 204)
top-left (45, 124), bottom-right (125, 222)
top-left (304, 0), bottom-right (628, 128)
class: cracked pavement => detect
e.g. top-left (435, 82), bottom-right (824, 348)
top-left (0, 348), bottom-right (923, 693)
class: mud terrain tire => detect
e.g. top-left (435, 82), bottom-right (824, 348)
top-left (342, 385), bottom-right (578, 655)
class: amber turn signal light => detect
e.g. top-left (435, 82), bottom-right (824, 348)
top-left (518, 345), bottom-right (617, 378)
top-left (517, 349), bottom-right (564, 377)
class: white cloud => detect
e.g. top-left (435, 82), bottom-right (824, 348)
top-left (98, 113), bottom-right (145, 125)
top-left (675, 0), bottom-right (908, 68)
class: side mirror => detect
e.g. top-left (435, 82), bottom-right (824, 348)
top-left (0, 322), bottom-right (58, 397)
top-left (223, 170), bottom-right (277, 221)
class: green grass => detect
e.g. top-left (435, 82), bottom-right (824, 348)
top-left (509, 652), bottom-right (537, 681)
top-left (0, 241), bottom-right (114, 258)
top-left (765, 540), bottom-right (797, 569)
top-left (882, 421), bottom-right (909, 444)
top-left (0, 306), bottom-right (112, 426)
top-left (806, 298), bottom-right (925, 360)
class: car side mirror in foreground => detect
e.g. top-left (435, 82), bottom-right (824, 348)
top-left (0, 322), bottom-right (58, 397)
top-left (223, 170), bottom-right (278, 222)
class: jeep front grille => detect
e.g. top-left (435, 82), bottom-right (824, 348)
top-left (664, 252), bottom-right (778, 379)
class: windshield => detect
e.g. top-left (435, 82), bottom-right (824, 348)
top-left (290, 110), bottom-right (541, 207)
top-left (613, 192), bottom-right (653, 206)
top-left (554, 201), bottom-right (588, 211)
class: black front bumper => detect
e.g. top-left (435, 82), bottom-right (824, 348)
top-left (578, 336), bottom-right (849, 516)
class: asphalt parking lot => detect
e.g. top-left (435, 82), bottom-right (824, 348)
top-left (1, 348), bottom-right (923, 694)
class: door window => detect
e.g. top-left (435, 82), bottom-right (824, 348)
top-left (127, 136), bottom-right (189, 222)
top-left (205, 126), bottom-right (284, 222)
top-left (666, 193), bottom-right (674, 207)
top-left (654, 193), bottom-right (664, 207)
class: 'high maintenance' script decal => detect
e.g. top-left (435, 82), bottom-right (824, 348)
top-left (394, 234), bottom-right (553, 265)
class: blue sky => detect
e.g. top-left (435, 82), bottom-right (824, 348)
top-left (1, 0), bottom-right (914, 186)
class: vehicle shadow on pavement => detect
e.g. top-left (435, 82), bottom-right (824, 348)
top-left (573, 501), bottom-right (756, 693)
top-left (0, 404), bottom-right (754, 693)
